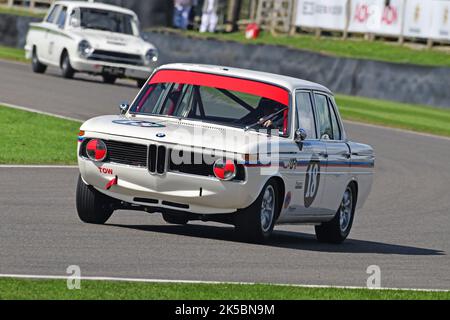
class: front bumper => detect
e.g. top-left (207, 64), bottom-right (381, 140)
top-left (78, 157), bottom-right (264, 215)
top-left (70, 56), bottom-right (154, 80)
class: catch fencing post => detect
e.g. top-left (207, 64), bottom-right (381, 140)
top-left (343, 0), bottom-right (351, 39)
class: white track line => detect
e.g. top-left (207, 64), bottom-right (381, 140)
top-left (0, 101), bottom-right (83, 122)
top-left (344, 120), bottom-right (450, 141)
top-left (0, 274), bottom-right (448, 292)
top-left (0, 165), bottom-right (77, 168)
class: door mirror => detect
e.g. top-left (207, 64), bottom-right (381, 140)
top-left (119, 102), bottom-right (129, 115)
top-left (295, 128), bottom-right (307, 143)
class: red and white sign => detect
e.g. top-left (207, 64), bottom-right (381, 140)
top-left (348, 0), bottom-right (405, 36)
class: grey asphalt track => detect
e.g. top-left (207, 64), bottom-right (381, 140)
top-left (0, 60), bottom-right (449, 289)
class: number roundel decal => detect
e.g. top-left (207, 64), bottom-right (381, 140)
top-left (304, 156), bottom-right (321, 208)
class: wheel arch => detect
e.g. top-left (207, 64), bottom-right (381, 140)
top-left (268, 176), bottom-right (286, 220)
top-left (348, 179), bottom-right (358, 207)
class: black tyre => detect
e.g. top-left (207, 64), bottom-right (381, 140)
top-left (61, 51), bottom-right (75, 79)
top-left (162, 213), bottom-right (189, 225)
top-left (76, 175), bottom-right (114, 224)
top-left (235, 179), bottom-right (279, 242)
top-left (31, 48), bottom-right (47, 74)
top-left (315, 184), bottom-right (356, 244)
top-left (136, 79), bottom-right (146, 88)
top-left (102, 74), bottom-right (117, 84)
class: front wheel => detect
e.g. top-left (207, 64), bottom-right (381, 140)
top-left (102, 74), bottom-right (117, 84)
top-left (315, 184), bottom-right (356, 244)
top-left (235, 180), bottom-right (279, 242)
top-left (136, 79), bottom-right (146, 88)
top-left (76, 175), bottom-right (115, 224)
top-left (61, 52), bottom-right (75, 79)
top-left (31, 48), bottom-right (47, 74)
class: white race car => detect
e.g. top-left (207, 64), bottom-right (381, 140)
top-left (25, 1), bottom-right (158, 87)
top-left (77, 63), bottom-right (374, 243)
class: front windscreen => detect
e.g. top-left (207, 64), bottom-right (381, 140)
top-left (130, 70), bottom-right (290, 136)
top-left (79, 8), bottom-right (135, 35)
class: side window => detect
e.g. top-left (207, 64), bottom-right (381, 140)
top-left (328, 99), bottom-right (342, 140)
top-left (57, 6), bottom-right (67, 28)
top-left (46, 5), bottom-right (61, 24)
top-left (295, 91), bottom-right (316, 139)
top-left (314, 94), bottom-right (333, 140)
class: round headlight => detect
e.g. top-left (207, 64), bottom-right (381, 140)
top-left (78, 40), bottom-right (93, 57)
top-left (145, 48), bottom-right (158, 64)
top-left (213, 159), bottom-right (236, 181)
top-left (86, 139), bottom-right (107, 162)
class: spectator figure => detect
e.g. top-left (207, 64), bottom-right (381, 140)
top-left (174, 0), bottom-right (193, 30)
top-left (199, 0), bottom-right (223, 33)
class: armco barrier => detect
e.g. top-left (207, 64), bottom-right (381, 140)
top-left (0, 14), bottom-right (40, 48)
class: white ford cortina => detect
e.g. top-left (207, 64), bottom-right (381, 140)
top-left (25, 1), bottom-right (158, 87)
top-left (76, 63), bottom-right (375, 243)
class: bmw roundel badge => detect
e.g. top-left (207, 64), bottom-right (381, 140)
top-left (156, 133), bottom-right (166, 138)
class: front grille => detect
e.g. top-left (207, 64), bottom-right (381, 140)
top-left (87, 50), bottom-right (143, 66)
top-left (148, 144), bottom-right (167, 174)
top-left (104, 140), bottom-right (148, 167)
top-left (80, 140), bottom-right (245, 181)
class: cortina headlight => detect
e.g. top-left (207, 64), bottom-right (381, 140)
top-left (145, 48), bottom-right (158, 64)
top-left (78, 40), bottom-right (93, 58)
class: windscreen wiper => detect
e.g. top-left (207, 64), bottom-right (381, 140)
top-left (244, 106), bottom-right (288, 131)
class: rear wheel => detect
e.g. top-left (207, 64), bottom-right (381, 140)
top-left (76, 175), bottom-right (114, 224)
top-left (61, 51), bottom-right (75, 79)
top-left (162, 213), bottom-right (189, 225)
top-left (31, 48), bottom-right (47, 74)
top-left (315, 184), bottom-right (356, 244)
top-left (102, 74), bottom-right (117, 84)
top-left (235, 180), bottom-right (279, 242)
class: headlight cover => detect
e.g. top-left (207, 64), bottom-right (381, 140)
top-left (144, 48), bottom-right (158, 64)
top-left (86, 139), bottom-right (107, 162)
top-left (213, 159), bottom-right (237, 181)
top-left (78, 40), bottom-right (93, 58)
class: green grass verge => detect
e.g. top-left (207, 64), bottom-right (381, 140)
top-left (336, 95), bottom-right (450, 137)
top-left (0, 105), bottom-right (80, 165)
top-left (181, 30), bottom-right (450, 68)
top-left (0, 45), bottom-right (27, 63)
top-left (0, 5), bottom-right (46, 18)
top-left (0, 278), bottom-right (448, 300)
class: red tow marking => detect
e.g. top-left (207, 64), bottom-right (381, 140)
top-left (105, 176), bottom-right (118, 190)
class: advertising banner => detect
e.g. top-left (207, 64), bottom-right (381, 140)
top-left (429, 0), bottom-right (450, 41)
top-left (348, 0), bottom-right (405, 36)
top-left (403, 0), bottom-right (433, 38)
top-left (295, 0), bottom-right (348, 30)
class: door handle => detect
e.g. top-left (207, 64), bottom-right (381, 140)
top-left (318, 152), bottom-right (328, 158)
top-left (343, 152), bottom-right (351, 159)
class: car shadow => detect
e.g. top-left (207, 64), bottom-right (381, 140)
top-left (107, 223), bottom-right (444, 256)
top-left (46, 72), bottom-right (138, 89)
